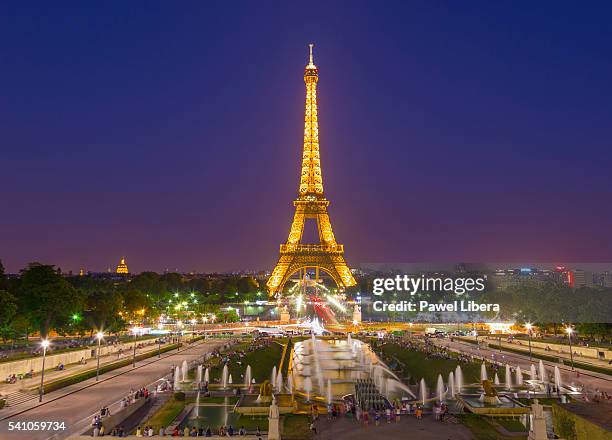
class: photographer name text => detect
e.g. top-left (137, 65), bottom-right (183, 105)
top-left (372, 300), bottom-right (500, 312)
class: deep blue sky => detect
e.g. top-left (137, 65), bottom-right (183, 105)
top-left (2, 1), bottom-right (612, 274)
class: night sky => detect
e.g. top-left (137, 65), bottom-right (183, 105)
top-left (2, 2), bottom-right (612, 274)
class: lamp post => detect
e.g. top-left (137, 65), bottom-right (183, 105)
top-left (39, 339), bottom-right (50, 402)
top-left (525, 323), bottom-right (533, 360)
top-left (96, 332), bottom-right (104, 381)
top-left (158, 338), bottom-right (161, 359)
top-left (176, 321), bottom-right (182, 352)
top-left (566, 326), bottom-right (575, 370)
top-left (132, 327), bottom-right (138, 368)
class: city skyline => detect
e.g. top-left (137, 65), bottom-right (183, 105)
top-left (2, 2), bottom-right (612, 273)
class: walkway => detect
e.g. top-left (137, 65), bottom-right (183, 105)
top-left (0, 338), bottom-right (228, 440)
top-left (315, 414), bottom-right (473, 440)
top-left (476, 336), bottom-right (612, 372)
top-left (0, 340), bottom-right (169, 408)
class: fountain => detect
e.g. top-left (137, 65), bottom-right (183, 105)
top-left (538, 360), bottom-right (546, 383)
top-left (222, 364), bottom-right (229, 389)
top-left (448, 372), bottom-right (455, 398)
top-left (304, 377), bottom-right (313, 402)
top-left (419, 378), bottom-right (427, 406)
top-left (181, 360), bottom-right (188, 382)
top-left (494, 373), bottom-right (500, 386)
top-left (436, 374), bottom-right (445, 403)
top-left (554, 366), bottom-right (562, 391)
top-left (327, 379), bottom-right (332, 404)
top-left (455, 365), bottom-right (464, 392)
top-left (286, 375), bottom-right (293, 395)
top-left (516, 366), bottom-right (523, 386)
top-left (481, 362), bottom-right (488, 382)
top-left (196, 365), bottom-right (202, 385)
top-left (204, 367), bottom-right (209, 384)
top-left (271, 366), bottom-right (277, 388)
top-left (530, 364), bottom-right (537, 381)
top-left (229, 374), bottom-right (233, 385)
top-left (347, 333), bottom-right (352, 346)
top-left (276, 371), bottom-right (283, 393)
top-left (173, 366), bottom-right (181, 390)
top-left (505, 364), bottom-right (512, 390)
top-left (245, 365), bottom-right (252, 389)
top-left (195, 391), bottom-right (200, 418)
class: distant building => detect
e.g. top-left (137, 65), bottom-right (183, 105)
top-left (490, 267), bottom-right (550, 290)
top-left (573, 269), bottom-right (594, 288)
top-left (552, 266), bottom-right (574, 287)
top-left (116, 257), bottom-right (129, 275)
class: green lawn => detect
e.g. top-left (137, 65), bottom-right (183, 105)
top-left (198, 396), bottom-right (239, 405)
top-left (496, 418), bottom-right (528, 433)
top-left (381, 343), bottom-right (493, 388)
top-left (144, 396), bottom-right (186, 430)
top-left (516, 397), bottom-right (562, 406)
top-left (208, 342), bottom-right (284, 386)
top-left (458, 414), bottom-right (527, 440)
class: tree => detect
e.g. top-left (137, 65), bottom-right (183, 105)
top-left (0, 289), bottom-right (17, 343)
top-left (18, 263), bottom-right (85, 337)
top-left (0, 289), bottom-right (17, 326)
top-left (0, 259), bottom-right (8, 290)
top-left (85, 289), bottom-right (125, 334)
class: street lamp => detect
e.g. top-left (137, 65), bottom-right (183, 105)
top-left (131, 327), bottom-right (138, 368)
top-left (176, 321), bottom-right (183, 352)
top-left (96, 332), bottom-right (104, 381)
top-left (565, 326), bottom-right (575, 370)
top-left (39, 339), bottom-right (50, 402)
top-left (525, 323), bottom-right (533, 360)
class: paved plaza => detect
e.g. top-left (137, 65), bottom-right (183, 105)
top-left (314, 414), bottom-right (473, 440)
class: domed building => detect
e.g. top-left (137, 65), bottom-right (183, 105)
top-left (116, 257), bottom-right (129, 275)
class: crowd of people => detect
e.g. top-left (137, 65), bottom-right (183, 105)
top-left (125, 424), bottom-right (257, 437)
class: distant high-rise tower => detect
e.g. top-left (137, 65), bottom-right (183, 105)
top-left (267, 44), bottom-right (356, 297)
top-left (116, 257), bottom-right (129, 274)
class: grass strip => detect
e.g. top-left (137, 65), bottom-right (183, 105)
top-left (144, 396), bottom-right (186, 430)
top-left (457, 414), bottom-right (527, 440)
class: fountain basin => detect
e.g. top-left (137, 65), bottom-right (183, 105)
top-left (458, 394), bottom-right (529, 416)
top-left (234, 394), bottom-right (295, 416)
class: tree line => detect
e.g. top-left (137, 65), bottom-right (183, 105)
top-left (0, 260), bottom-right (261, 343)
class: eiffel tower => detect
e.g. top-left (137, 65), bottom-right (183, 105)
top-left (267, 44), bottom-right (356, 297)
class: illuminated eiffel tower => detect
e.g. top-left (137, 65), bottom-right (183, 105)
top-left (267, 44), bottom-right (356, 297)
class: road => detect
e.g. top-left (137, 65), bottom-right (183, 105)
top-left (430, 338), bottom-right (612, 394)
top-left (0, 338), bottom-right (228, 440)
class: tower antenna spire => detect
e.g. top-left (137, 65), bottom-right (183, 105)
top-left (307, 43), bottom-right (316, 68)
